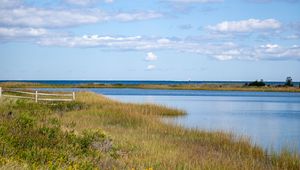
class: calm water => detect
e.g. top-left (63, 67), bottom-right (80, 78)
top-left (2, 80), bottom-right (299, 86)
top-left (37, 88), bottom-right (300, 152)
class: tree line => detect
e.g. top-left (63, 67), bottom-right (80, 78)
top-left (244, 77), bottom-right (298, 87)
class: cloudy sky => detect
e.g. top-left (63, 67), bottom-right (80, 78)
top-left (1, 0), bottom-right (299, 81)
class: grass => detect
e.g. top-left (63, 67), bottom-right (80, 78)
top-left (0, 92), bottom-right (299, 169)
top-left (1, 81), bottom-right (300, 92)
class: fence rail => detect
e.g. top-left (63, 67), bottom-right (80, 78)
top-left (0, 87), bottom-right (75, 102)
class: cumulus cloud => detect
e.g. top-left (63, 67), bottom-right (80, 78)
top-left (146, 65), bottom-right (156, 70)
top-left (207, 19), bottom-right (281, 33)
top-left (34, 34), bottom-right (300, 61)
top-left (255, 44), bottom-right (300, 60)
top-left (210, 43), bottom-right (300, 60)
top-left (145, 52), bottom-right (158, 61)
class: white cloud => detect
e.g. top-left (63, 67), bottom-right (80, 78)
top-left (0, 29), bottom-right (297, 61)
top-left (147, 65), bottom-right (156, 70)
top-left (37, 34), bottom-right (299, 61)
top-left (214, 55), bottom-right (233, 61)
top-left (157, 38), bottom-right (171, 44)
top-left (104, 0), bottom-right (114, 3)
top-left (64, 0), bottom-right (113, 6)
top-left (207, 19), bottom-right (281, 33)
top-left (0, 0), bottom-right (21, 8)
top-left (285, 34), bottom-right (300, 39)
top-left (0, 27), bottom-right (48, 38)
top-left (258, 44), bottom-right (281, 54)
top-left (113, 11), bottom-right (163, 22)
top-left (145, 52), bottom-right (158, 61)
top-left (37, 35), bottom-right (175, 49)
top-left (0, 7), bottom-right (163, 28)
top-left (213, 49), bottom-right (241, 60)
top-left (246, 0), bottom-right (299, 3)
top-left (36, 34), bottom-right (300, 61)
top-left (0, 8), bottom-right (104, 27)
top-left (65, 0), bottom-right (96, 5)
top-left (256, 44), bottom-right (300, 60)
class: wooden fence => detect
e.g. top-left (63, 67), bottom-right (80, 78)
top-left (0, 87), bottom-right (75, 102)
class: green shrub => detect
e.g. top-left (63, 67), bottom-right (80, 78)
top-left (0, 99), bottom-right (117, 169)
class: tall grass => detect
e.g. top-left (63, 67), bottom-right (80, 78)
top-left (0, 92), bottom-right (299, 169)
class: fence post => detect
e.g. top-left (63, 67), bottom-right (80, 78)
top-left (72, 92), bottom-right (75, 101)
top-left (0, 87), bottom-right (2, 98)
top-left (35, 91), bottom-right (38, 103)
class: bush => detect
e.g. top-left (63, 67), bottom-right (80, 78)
top-left (285, 77), bottom-right (293, 87)
top-left (246, 79), bottom-right (266, 87)
top-left (0, 100), bottom-right (117, 169)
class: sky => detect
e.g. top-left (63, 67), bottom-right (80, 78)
top-left (0, 0), bottom-right (300, 81)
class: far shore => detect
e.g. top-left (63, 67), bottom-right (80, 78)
top-left (1, 81), bottom-right (300, 93)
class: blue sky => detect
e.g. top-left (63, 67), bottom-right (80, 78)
top-left (0, 0), bottom-right (300, 81)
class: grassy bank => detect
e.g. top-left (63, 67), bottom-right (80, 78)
top-left (0, 92), bottom-right (299, 169)
top-left (1, 82), bottom-right (300, 92)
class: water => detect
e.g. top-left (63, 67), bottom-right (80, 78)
top-left (36, 88), bottom-right (300, 152)
top-left (1, 80), bottom-right (299, 86)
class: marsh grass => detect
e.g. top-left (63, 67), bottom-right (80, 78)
top-left (0, 92), bottom-right (299, 169)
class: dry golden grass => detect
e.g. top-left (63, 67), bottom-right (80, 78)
top-left (58, 92), bottom-right (300, 169)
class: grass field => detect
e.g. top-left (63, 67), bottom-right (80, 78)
top-left (0, 92), bottom-right (299, 169)
top-left (1, 82), bottom-right (300, 92)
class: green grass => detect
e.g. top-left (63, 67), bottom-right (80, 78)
top-left (1, 82), bottom-right (300, 92)
top-left (0, 92), bottom-right (299, 169)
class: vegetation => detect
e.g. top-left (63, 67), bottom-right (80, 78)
top-left (1, 81), bottom-right (300, 93)
top-left (245, 79), bottom-right (266, 87)
top-left (285, 77), bottom-right (293, 87)
top-left (0, 92), bottom-right (299, 169)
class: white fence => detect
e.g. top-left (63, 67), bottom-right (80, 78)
top-left (0, 87), bottom-right (75, 102)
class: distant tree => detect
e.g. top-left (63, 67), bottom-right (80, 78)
top-left (248, 79), bottom-right (266, 87)
top-left (285, 77), bottom-right (293, 87)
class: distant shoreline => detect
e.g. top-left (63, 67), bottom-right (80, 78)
top-left (1, 81), bottom-right (300, 93)
top-left (1, 80), bottom-right (299, 86)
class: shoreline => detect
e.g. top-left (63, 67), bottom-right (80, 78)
top-left (1, 82), bottom-right (300, 93)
